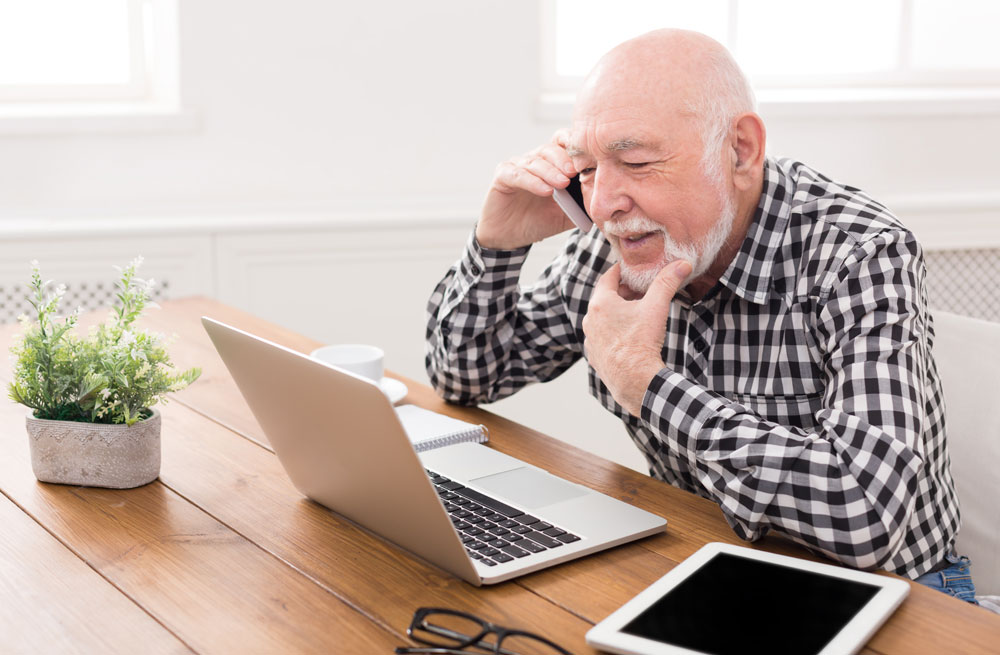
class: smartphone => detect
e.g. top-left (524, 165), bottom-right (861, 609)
top-left (552, 175), bottom-right (594, 233)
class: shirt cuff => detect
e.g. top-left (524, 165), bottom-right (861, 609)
top-left (639, 369), bottom-right (732, 452)
top-left (457, 230), bottom-right (531, 298)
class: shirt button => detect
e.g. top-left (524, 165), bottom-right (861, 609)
top-left (693, 338), bottom-right (707, 352)
top-left (470, 264), bottom-right (480, 275)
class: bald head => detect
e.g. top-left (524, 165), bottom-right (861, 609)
top-left (581, 31), bottom-right (722, 103)
top-left (574, 29), bottom-right (756, 182)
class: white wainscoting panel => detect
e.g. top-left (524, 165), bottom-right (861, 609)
top-left (0, 234), bottom-right (213, 319)
top-left (214, 222), bottom-right (478, 383)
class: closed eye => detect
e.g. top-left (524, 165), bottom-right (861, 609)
top-left (623, 162), bottom-right (651, 169)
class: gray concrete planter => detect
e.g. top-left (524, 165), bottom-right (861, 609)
top-left (25, 409), bottom-right (161, 489)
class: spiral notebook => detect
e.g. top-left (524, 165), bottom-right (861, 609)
top-left (395, 404), bottom-right (489, 452)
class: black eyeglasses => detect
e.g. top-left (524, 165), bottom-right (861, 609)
top-left (394, 607), bottom-right (573, 655)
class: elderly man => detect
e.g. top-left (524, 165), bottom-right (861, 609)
top-left (425, 29), bottom-right (974, 598)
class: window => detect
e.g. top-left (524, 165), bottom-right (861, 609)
top-left (0, 0), bottom-right (145, 101)
top-left (542, 0), bottom-right (1000, 114)
top-left (0, 0), bottom-right (184, 131)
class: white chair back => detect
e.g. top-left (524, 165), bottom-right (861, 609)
top-left (932, 310), bottom-right (1000, 594)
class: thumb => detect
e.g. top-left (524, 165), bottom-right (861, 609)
top-left (642, 260), bottom-right (692, 316)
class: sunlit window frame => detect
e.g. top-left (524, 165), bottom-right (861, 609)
top-left (539, 0), bottom-right (1000, 116)
top-left (0, 0), bottom-right (154, 102)
top-left (0, 0), bottom-right (188, 135)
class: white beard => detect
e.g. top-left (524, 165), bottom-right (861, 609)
top-left (605, 190), bottom-right (736, 295)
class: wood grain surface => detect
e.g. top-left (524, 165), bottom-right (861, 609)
top-left (0, 297), bottom-right (996, 654)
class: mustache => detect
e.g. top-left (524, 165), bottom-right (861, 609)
top-left (602, 216), bottom-right (664, 238)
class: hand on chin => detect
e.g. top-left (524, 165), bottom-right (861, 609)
top-left (583, 260), bottom-right (692, 416)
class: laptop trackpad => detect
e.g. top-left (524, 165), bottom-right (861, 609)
top-left (470, 467), bottom-right (589, 510)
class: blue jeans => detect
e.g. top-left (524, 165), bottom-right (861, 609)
top-left (914, 553), bottom-right (979, 605)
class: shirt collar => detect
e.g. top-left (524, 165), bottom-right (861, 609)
top-left (716, 157), bottom-right (793, 305)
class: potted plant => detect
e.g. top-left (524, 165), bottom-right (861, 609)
top-left (8, 257), bottom-right (200, 489)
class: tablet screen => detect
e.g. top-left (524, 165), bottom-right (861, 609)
top-left (620, 552), bottom-right (881, 655)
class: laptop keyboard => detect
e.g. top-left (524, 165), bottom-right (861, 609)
top-left (427, 470), bottom-right (581, 567)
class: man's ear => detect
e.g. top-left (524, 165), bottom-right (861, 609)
top-left (730, 112), bottom-right (766, 191)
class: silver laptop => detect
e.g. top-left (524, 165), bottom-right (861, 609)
top-left (203, 317), bottom-right (666, 585)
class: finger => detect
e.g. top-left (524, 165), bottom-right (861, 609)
top-left (493, 161), bottom-right (555, 197)
top-left (551, 128), bottom-right (572, 148)
top-left (642, 260), bottom-right (692, 319)
top-left (522, 155), bottom-right (571, 189)
top-left (550, 130), bottom-right (581, 176)
top-left (538, 142), bottom-right (577, 178)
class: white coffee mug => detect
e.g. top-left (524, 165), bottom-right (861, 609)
top-left (309, 344), bottom-right (384, 382)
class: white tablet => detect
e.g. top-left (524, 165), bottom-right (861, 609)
top-left (586, 542), bottom-right (910, 655)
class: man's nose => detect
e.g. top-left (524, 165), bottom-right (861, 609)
top-left (586, 167), bottom-right (632, 224)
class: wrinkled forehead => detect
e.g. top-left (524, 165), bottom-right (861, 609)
top-left (566, 101), bottom-right (696, 159)
top-left (567, 66), bottom-right (698, 157)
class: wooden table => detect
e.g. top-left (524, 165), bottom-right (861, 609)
top-left (1, 297), bottom-right (997, 654)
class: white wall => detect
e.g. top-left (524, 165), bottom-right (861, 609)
top-left (1, 1), bottom-right (998, 472)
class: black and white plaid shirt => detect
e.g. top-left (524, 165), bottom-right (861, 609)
top-left (426, 157), bottom-right (960, 579)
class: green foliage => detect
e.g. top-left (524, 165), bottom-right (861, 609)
top-left (8, 258), bottom-right (201, 426)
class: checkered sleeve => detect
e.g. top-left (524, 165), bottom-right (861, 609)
top-left (425, 230), bottom-right (584, 404)
top-left (641, 229), bottom-right (929, 571)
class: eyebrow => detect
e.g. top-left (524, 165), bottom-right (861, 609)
top-left (607, 138), bottom-right (646, 152)
top-left (566, 138), bottom-right (652, 158)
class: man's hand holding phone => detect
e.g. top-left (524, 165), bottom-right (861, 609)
top-left (475, 132), bottom-right (592, 251)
